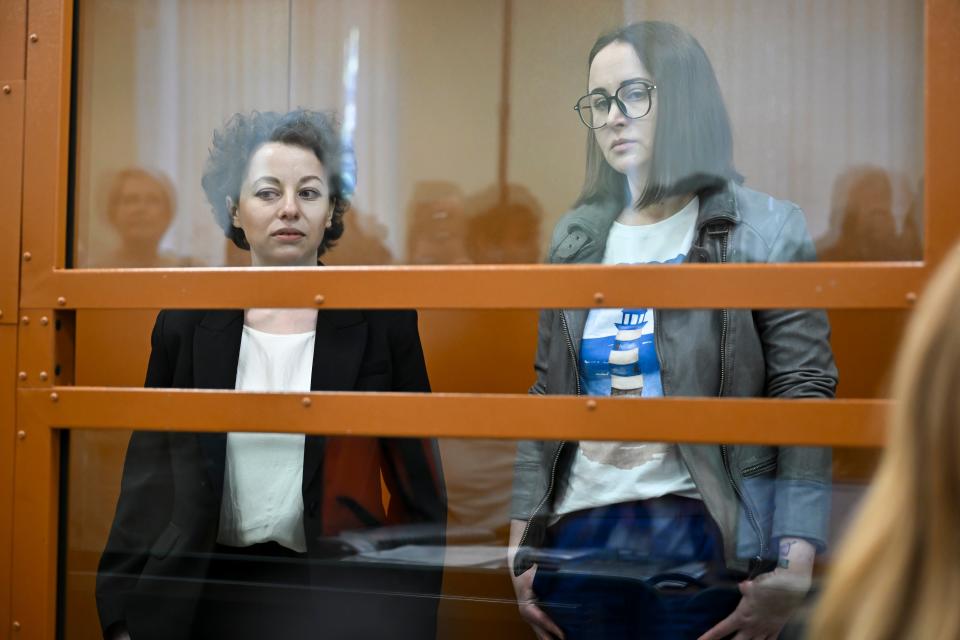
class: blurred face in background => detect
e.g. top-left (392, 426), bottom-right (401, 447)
top-left (231, 142), bottom-right (333, 267)
top-left (108, 172), bottom-right (174, 246)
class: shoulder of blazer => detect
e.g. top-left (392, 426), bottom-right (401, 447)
top-left (155, 309), bottom-right (242, 335)
top-left (355, 309), bottom-right (419, 334)
top-left (150, 310), bottom-right (242, 365)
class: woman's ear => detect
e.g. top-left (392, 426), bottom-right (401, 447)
top-left (226, 196), bottom-right (240, 228)
top-left (325, 199), bottom-right (335, 229)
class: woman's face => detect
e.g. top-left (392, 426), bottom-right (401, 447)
top-left (231, 142), bottom-right (333, 267)
top-left (587, 41), bottom-right (658, 179)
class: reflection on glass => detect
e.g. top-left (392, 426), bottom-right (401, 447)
top-left (509, 21), bottom-right (838, 639)
top-left (816, 166), bottom-right (922, 262)
top-left (92, 111), bottom-right (445, 640)
top-left (405, 182), bottom-right (471, 265)
top-left (81, 168), bottom-right (194, 268)
top-left (64, 429), bottom-right (876, 639)
top-left (73, 1), bottom-right (923, 267)
top-left (465, 185), bottom-right (543, 265)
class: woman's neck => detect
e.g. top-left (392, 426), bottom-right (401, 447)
top-left (617, 193), bottom-right (695, 226)
top-left (244, 308), bottom-right (318, 334)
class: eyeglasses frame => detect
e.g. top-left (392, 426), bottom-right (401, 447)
top-left (573, 79), bottom-right (657, 129)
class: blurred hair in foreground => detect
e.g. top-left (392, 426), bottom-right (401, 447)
top-left (811, 242), bottom-right (960, 640)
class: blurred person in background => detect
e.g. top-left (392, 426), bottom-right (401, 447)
top-left (96, 109), bottom-right (445, 640)
top-left (816, 166), bottom-right (918, 262)
top-left (88, 168), bottom-right (193, 268)
top-left (509, 21), bottom-right (837, 640)
top-left (465, 185), bottom-right (543, 265)
top-left (809, 243), bottom-right (960, 639)
top-left (406, 182), bottom-right (471, 265)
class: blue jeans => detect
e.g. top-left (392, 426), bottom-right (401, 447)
top-left (531, 497), bottom-right (742, 639)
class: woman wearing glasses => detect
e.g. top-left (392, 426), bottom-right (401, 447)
top-left (509, 22), bottom-right (837, 640)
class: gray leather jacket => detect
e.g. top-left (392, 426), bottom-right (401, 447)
top-left (511, 182), bottom-right (838, 575)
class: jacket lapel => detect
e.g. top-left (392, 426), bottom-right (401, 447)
top-left (193, 310), bottom-right (244, 498)
top-left (303, 309), bottom-right (368, 493)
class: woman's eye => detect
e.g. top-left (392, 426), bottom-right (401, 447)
top-left (624, 89), bottom-right (646, 101)
top-left (590, 96), bottom-right (609, 110)
top-left (299, 188), bottom-right (321, 200)
top-left (256, 189), bottom-right (279, 200)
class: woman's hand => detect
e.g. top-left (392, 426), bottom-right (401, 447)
top-left (508, 519), bottom-right (565, 639)
top-left (698, 538), bottom-right (815, 640)
top-left (108, 624), bottom-right (132, 640)
top-left (511, 564), bottom-right (565, 640)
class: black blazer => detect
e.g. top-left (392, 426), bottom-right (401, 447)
top-left (96, 308), bottom-right (445, 640)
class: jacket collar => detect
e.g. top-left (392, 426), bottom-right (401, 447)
top-left (193, 308), bottom-right (368, 497)
top-left (696, 181), bottom-right (740, 229)
top-left (549, 181), bottom-right (742, 264)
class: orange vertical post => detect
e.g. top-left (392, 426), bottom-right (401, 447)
top-left (0, 0), bottom-right (28, 633)
top-left (0, 328), bottom-right (18, 635)
top-left (12, 0), bottom-right (73, 636)
top-left (11, 411), bottom-right (60, 640)
top-left (924, 0), bottom-right (960, 267)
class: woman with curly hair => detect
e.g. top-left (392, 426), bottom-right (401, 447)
top-left (96, 110), bottom-right (445, 640)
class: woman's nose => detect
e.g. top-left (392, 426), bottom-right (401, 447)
top-left (605, 100), bottom-right (628, 127)
top-left (278, 192), bottom-right (301, 218)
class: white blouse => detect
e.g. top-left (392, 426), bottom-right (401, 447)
top-left (216, 325), bottom-right (315, 553)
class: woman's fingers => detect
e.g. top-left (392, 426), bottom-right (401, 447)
top-left (519, 602), bottom-right (565, 639)
top-left (697, 608), bottom-right (742, 640)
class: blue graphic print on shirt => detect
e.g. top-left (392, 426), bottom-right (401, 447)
top-left (579, 253), bottom-right (686, 397)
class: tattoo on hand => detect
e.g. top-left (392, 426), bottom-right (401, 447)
top-left (778, 540), bottom-right (797, 568)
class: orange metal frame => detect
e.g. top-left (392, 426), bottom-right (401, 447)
top-left (4, 0), bottom-right (960, 636)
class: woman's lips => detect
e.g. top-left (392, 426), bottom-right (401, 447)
top-left (611, 139), bottom-right (637, 151)
top-left (271, 229), bottom-right (306, 242)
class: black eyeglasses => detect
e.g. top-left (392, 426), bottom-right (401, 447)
top-left (574, 79), bottom-right (656, 129)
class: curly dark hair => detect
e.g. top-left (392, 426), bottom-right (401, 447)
top-left (201, 109), bottom-right (352, 259)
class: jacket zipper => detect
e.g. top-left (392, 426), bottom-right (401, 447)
top-left (517, 311), bottom-right (580, 551)
top-left (741, 458), bottom-right (777, 478)
top-left (709, 225), bottom-right (767, 562)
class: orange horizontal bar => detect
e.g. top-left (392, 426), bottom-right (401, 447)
top-left (19, 387), bottom-right (888, 447)
top-left (20, 263), bottom-right (926, 310)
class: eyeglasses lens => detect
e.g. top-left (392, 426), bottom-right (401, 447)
top-left (576, 83), bottom-right (651, 129)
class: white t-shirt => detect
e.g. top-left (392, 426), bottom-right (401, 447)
top-left (216, 325), bottom-right (315, 552)
top-left (554, 197), bottom-right (701, 517)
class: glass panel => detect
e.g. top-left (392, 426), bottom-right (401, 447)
top-left (61, 429), bottom-right (874, 638)
top-left (75, 307), bottom-right (900, 402)
top-left (71, 1), bottom-right (924, 268)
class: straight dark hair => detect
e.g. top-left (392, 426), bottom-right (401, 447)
top-left (576, 21), bottom-right (742, 210)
